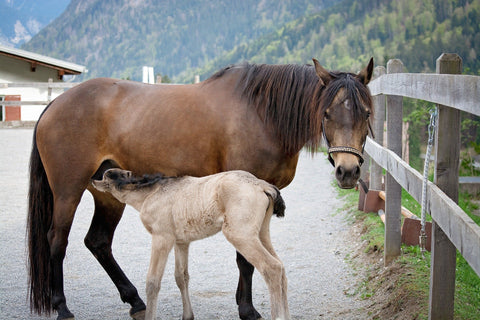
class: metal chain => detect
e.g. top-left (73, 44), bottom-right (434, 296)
top-left (420, 106), bottom-right (438, 255)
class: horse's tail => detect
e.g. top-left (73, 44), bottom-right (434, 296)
top-left (27, 121), bottom-right (54, 315)
top-left (264, 186), bottom-right (285, 218)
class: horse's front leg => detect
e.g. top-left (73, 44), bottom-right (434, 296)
top-left (174, 243), bottom-right (194, 320)
top-left (85, 191), bottom-right (146, 319)
top-left (236, 252), bottom-right (263, 320)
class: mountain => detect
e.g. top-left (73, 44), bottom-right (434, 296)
top-left (0, 0), bottom-right (70, 47)
top-left (22, 0), bottom-right (340, 81)
top-left (20, 0), bottom-right (480, 83)
top-left (179, 0), bottom-right (480, 82)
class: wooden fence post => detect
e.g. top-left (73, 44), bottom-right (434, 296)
top-left (360, 143), bottom-right (371, 182)
top-left (370, 66), bottom-right (386, 190)
top-left (429, 53), bottom-right (462, 320)
top-left (384, 59), bottom-right (403, 265)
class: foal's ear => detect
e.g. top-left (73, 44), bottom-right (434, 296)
top-left (312, 58), bottom-right (332, 86)
top-left (357, 57), bottom-right (374, 85)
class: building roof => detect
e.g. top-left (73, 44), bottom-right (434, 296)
top-left (0, 44), bottom-right (87, 76)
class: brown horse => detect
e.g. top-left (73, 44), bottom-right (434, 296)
top-left (27, 58), bottom-right (373, 320)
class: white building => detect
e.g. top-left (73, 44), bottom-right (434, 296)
top-left (0, 45), bottom-right (86, 121)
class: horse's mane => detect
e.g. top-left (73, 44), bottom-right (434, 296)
top-left (206, 62), bottom-right (372, 155)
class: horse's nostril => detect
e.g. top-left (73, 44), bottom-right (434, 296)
top-left (353, 165), bottom-right (361, 179)
top-left (336, 166), bottom-right (345, 180)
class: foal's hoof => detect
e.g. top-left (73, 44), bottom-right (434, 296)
top-left (130, 309), bottom-right (145, 320)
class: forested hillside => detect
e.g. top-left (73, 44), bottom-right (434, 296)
top-left (22, 0), bottom-right (338, 81)
top-left (181, 0), bottom-right (480, 82)
top-left (22, 0), bottom-right (479, 83)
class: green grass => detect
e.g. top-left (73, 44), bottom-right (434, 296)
top-left (337, 185), bottom-right (480, 319)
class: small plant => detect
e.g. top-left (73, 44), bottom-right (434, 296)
top-left (460, 142), bottom-right (480, 177)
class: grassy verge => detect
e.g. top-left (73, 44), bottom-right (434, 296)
top-left (337, 186), bottom-right (480, 319)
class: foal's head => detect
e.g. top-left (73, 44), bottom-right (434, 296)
top-left (314, 58), bottom-right (374, 189)
top-left (92, 168), bottom-right (164, 201)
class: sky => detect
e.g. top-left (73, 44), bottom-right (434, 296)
top-left (0, 0), bottom-right (71, 47)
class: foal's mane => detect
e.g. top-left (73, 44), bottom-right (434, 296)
top-left (206, 63), bottom-right (372, 155)
top-left (112, 172), bottom-right (170, 190)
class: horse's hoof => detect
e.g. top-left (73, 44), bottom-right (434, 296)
top-left (238, 302), bottom-right (263, 320)
top-left (56, 311), bottom-right (75, 320)
top-left (130, 309), bottom-right (146, 320)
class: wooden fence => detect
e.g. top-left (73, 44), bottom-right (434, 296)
top-left (365, 53), bottom-right (480, 319)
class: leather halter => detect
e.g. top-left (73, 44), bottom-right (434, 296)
top-left (322, 117), bottom-right (374, 168)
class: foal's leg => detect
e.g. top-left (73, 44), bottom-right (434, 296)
top-left (236, 252), bottom-right (263, 320)
top-left (259, 215), bottom-right (289, 317)
top-left (85, 188), bottom-right (146, 319)
top-left (145, 234), bottom-right (175, 320)
top-left (174, 243), bottom-right (194, 320)
top-left (228, 236), bottom-right (287, 320)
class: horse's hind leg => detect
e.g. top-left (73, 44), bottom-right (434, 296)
top-left (235, 252), bottom-right (263, 320)
top-left (49, 197), bottom-right (81, 320)
top-left (85, 188), bottom-right (146, 319)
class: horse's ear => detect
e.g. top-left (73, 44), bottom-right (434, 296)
top-left (312, 58), bottom-right (332, 86)
top-left (357, 57), bottom-right (374, 85)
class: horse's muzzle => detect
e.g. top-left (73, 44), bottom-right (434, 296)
top-left (335, 163), bottom-right (361, 189)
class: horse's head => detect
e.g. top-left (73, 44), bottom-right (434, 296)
top-left (314, 58), bottom-right (374, 189)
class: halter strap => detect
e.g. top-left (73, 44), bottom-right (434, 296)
top-left (327, 146), bottom-right (364, 166)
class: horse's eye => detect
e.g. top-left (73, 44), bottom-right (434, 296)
top-left (366, 111), bottom-right (371, 119)
top-left (324, 112), bottom-right (330, 120)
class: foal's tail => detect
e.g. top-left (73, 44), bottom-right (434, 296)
top-left (27, 122), bottom-right (54, 315)
top-left (265, 186), bottom-right (285, 218)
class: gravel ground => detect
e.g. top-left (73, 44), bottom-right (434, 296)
top-left (0, 128), bottom-right (366, 320)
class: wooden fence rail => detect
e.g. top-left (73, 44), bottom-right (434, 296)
top-left (369, 73), bottom-right (480, 116)
top-left (366, 53), bottom-right (480, 320)
top-left (365, 137), bottom-right (480, 275)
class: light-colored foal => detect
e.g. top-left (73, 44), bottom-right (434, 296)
top-left (93, 168), bottom-right (290, 320)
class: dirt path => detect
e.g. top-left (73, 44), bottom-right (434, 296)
top-left (0, 128), bottom-right (367, 319)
